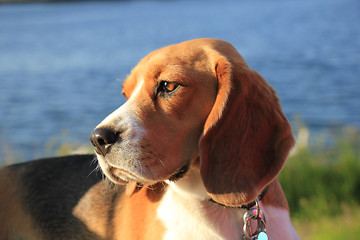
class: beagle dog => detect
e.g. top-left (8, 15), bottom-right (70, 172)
top-left (0, 38), bottom-right (299, 240)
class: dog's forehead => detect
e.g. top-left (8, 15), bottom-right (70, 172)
top-left (121, 38), bottom-right (249, 99)
top-left (146, 43), bottom-right (210, 69)
top-left (122, 40), bottom-right (219, 95)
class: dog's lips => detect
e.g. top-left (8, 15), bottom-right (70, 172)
top-left (103, 167), bottom-right (128, 185)
top-left (107, 164), bottom-right (190, 186)
top-left (109, 166), bottom-right (138, 182)
top-left (97, 153), bottom-right (190, 185)
top-left (97, 156), bottom-right (133, 184)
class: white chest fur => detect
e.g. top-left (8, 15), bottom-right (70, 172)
top-left (157, 169), bottom-right (245, 240)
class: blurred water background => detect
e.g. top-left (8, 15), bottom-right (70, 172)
top-left (0, 0), bottom-right (359, 161)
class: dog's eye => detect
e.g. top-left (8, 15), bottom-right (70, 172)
top-left (156, 81), bottom-right (180, 97)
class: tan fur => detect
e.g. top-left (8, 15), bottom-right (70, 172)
top-left (113, 183), bottom-right (166, 240)
top-left (72, 182), bottom-right (115, 239)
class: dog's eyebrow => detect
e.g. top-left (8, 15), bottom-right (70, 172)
top-left (153, 70), bottom-right (161, 81)
top-left (122, 77), bottom-right (138, 99)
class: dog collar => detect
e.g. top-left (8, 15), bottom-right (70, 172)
top-left (208, 186), bottom-right (269, 240)
top-left (208, 185), bottom-right (269, 209)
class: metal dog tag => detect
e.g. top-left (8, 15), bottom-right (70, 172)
top-left (257, 232), bottom-right (268, 240)
top-left (243, 199), bottom-right (268, 240)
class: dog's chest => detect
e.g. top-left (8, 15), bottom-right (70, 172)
top-left (157, 187), bottom-right (245, 240)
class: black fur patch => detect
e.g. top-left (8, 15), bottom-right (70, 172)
top-left (12, 155), bottom-right (106, 239)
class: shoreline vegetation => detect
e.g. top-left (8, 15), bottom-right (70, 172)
top-left (1, 125), bottom-right (359, 239)
top-left (280, 125), bottom-right (360, 239)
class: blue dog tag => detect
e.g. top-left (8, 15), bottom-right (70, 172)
top-left (257, 232), bottom-right (268, 240)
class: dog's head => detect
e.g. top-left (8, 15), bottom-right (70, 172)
top-left (91, 38), bottom-right (294, 206)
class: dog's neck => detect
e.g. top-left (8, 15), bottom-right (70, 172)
top-left (165, 168), bottom-right (209, 200)
top-left (159, 169), bottom-right (245, 240)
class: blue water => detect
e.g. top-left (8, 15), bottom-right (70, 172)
top-left (0, 0), bottom-right (359, 160)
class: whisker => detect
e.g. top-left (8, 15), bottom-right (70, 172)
top-left (154, 159), bottom-right (167, 171)
top-left (138, 160), bottom-right (144, 175)
top-left (158, 158), bottom-right (166, 168)
top-left (160, 181), bottom-right (168, 191)
top-left (87, 163), bottom-right (102, 179)
top-left (146, 165), bottom-right (155, 180)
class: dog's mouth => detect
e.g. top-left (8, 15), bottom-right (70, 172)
top-left (98, 156), bottom-right (190, 185)
top-left (97, 157), bottom-right (137, 185)
top-left (108, 167), bottom-right (138, 184)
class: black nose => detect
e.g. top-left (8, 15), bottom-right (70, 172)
top-left (90, 128), bottom-right (119, 157)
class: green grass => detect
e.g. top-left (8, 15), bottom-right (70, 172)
top-left (279, 126), bottom-right (360, 239)
top-left (293, 205), bottom-right (360, 240)
top-left (279, 126), bottom-right (360, 220)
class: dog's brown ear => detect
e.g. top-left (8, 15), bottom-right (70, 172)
top-left (200, 56), bottom-right (295, 207)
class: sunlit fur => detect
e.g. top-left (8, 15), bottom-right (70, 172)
top-left (0, 39), bottom-right (299, 239)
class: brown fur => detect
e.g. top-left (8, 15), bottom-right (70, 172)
top-left (262, 179), bottom-right (290, 210)
top-left (200, 67), bottom-right (294, 207)
top-left (0, 38), bottom-right (296, 239)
